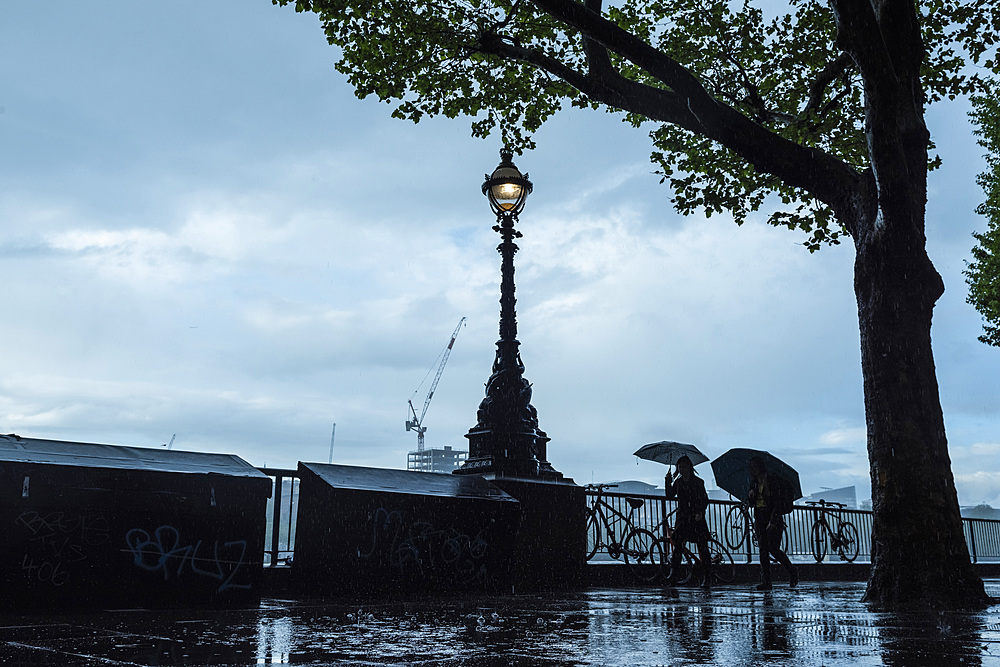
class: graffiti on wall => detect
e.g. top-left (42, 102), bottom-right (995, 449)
top-left (15, 511), bottom-right (110, 587)
top-left (358, 508), bottom-right (491, 584)
top-left (124, 526), bottom-right (251, 592)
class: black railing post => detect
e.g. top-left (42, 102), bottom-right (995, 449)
top-left (660, 494), bottom-right (668, 541)
top-left (269, 472), bottom-right (284, 568)
top-left (965, 518), bottom-right (979, 564)
top-left (287, 473), bottom-right (298, 556)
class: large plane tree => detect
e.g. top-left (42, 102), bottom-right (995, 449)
top-left (275, 0), bottom-right (999, 608)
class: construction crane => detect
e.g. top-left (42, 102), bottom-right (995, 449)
top-left (406, 317), bottom-right (466, 451)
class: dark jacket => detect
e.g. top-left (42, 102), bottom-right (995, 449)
top-left (748, 473), bottom-right (792, 520)
top-left (665, 473), bottom-right (710, 540)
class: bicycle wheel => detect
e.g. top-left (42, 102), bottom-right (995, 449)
top-left (707, 539), bottom-right (736, 584)
top-left (837, 522), bottom-right (860, 562)
top-left (623, 528), bottom-right (663, 582)
top-left (586, 510), bottom-right (600, 561)
top-left (810, 522), bottom-right (828, 563)
top-left (655, 537), bottom-right (672, 573)
top-left (724, 505), bottom-right (746, 551)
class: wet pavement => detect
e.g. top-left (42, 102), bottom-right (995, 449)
top-left (1, 580), bottom-right (1000, 666)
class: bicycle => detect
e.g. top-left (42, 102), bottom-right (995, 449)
top-left (629, 511), bottom-right (735, 585)
top-left (665, 534), bottom-right (736, 586)
top-left (585, 484), bottom-right (662, 577)
top-left (723, 501), bottom-right (790, 556)
top-left (633, 512), bottom-right (736, 584)
top-left (807, 499), bottom-right (860, 563)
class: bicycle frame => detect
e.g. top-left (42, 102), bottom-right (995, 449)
top-left (586, 484), bottom-right (644, 559)
top-left (592, 499), bottom-right (630, 552)
top-left (670, 537), bottom-right (736, 585)
top-left (807, 500), bottom-right (860, 563)
top-left (724, 501), bottom-right (789, 557)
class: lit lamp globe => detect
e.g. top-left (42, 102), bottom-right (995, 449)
top-left (483, 149), bottom-right (532, 216)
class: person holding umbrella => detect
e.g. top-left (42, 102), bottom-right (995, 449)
top-left (748, 456), bottom-right (798, 590)
top-left (664, 455), bottom-right (712, 587)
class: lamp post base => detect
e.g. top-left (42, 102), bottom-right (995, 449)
top-left (453, 428), bottom-right (565, 481)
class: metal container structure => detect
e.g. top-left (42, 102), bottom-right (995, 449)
top-left (293, 463), bottom-right (520, 597)
top-left (1, 434), bottom-right (271, 609)
top-left (491, 477), bottom-right (586, 590)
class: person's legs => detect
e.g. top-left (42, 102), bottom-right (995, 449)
top-left (696, 538), bottom-right (711, 587)
top-left (667, 532), bottom-right (684, 584)
top-left (754, 509), bottom-right (772, 590)
top-left (767, 521), bottom-right (798, 587)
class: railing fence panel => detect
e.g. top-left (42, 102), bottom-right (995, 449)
top-left (586, 490), bottom-right (1000, 566)
top-left (253, 470), bottom-right (1000, 567)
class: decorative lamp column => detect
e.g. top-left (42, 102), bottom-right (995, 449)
top-left (454, 149), bottom-right (563, 480)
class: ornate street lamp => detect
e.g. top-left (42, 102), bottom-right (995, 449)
top-left (454, 149), bottom-right (563, 480)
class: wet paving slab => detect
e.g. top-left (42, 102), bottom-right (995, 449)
top-left (1, 580), bottom-right (1000, 666)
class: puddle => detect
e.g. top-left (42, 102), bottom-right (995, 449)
top-left (0, 581), bottom-right (998, 665)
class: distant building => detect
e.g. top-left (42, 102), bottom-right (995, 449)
top-left (598, 480), bottom-right (733, 500)
top-left (800, 486), bottom-right (857, 509)
top-left (961, 504), bottom-right (1000, 520)
top-left (605, 480), bottom-right (659, 495)
top-left (707, 488), bottom-right (733, 502)
top-left (406, 446), bottom-right (468, 473)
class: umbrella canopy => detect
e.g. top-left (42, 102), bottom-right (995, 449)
top-left (711, 448), bottom-right (802, 503)
top-left (633, 441), bottom-right (708, 467)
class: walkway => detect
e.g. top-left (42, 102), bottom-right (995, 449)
top-left (1, 580), bottom-right (999, 665)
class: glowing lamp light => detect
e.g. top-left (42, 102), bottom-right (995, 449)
top-left (483, 149), bottom-right (532, 216)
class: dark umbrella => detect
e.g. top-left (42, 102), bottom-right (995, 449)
top-left (633, 441), bottom-right (709, 467)
top-left (711, 448), bottom-right (803, 503)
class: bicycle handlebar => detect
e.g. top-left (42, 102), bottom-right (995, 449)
top-left (584, 483), bottom-right (619, 490)
top-left (805, 499), bottom-right (845, 508)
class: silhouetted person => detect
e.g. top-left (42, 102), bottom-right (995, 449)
top-left (748, 456), bottom-right (798, 590)
top-left (665, 455), bottom-right (712, 587)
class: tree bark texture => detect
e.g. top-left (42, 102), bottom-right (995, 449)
top-left (853, 205), bottom-right (988, 608)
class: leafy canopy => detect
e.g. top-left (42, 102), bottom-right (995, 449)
top-left (966, 84), bottom-right (1000, 347)
top-left (275, 0), bottom-right (998, 250)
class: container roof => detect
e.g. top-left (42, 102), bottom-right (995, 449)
top-left (300, 462), bottom-right (518, 502)
top-left (0, 434), bottom-right (268, 478)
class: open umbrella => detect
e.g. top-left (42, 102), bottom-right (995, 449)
top-left (711, 448), bottom-right (802, 503)
top-left (633, 441), bottom-right (708, 467)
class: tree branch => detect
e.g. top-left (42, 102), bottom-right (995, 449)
top-left (802, 53), bottom-right (854, 118)
top-left (582, 0), bottom-right (615, 80)
top-left (475, 33), bottom-right (704, 131)
top-left (526, 0), bottom-right (864, 222)
top-left (830, 0), bottom-right (929, 245)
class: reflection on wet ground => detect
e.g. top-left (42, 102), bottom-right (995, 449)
top-left (1, 580), bottom-right (998, 666)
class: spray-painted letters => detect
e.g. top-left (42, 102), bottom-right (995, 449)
top-left (15, 511), bottom-right (110, 587)
top-left (359, 508), bottom-right (489, 583)
top-left (124, 526), bottom-right (250, 592)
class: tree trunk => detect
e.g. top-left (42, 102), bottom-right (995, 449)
top-left (854, 208), bottom-right (990, 609)
top-left (825, 0), bottom-right (992, 609)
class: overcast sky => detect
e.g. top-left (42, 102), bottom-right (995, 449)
top-left (3, 1), bottom-right (999, 506)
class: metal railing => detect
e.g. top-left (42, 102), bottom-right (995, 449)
top-left (260, 467), bottom-right (299, 568)
top-left (253, 470), bottom-right (1000, 567)
top-left (586, 489), bottom-right (1000, 564)
top-left (964, 516), bottom-right (1000, 563)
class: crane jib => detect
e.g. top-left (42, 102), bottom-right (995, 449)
top-left (406, 317), bottom-right (467, 451)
